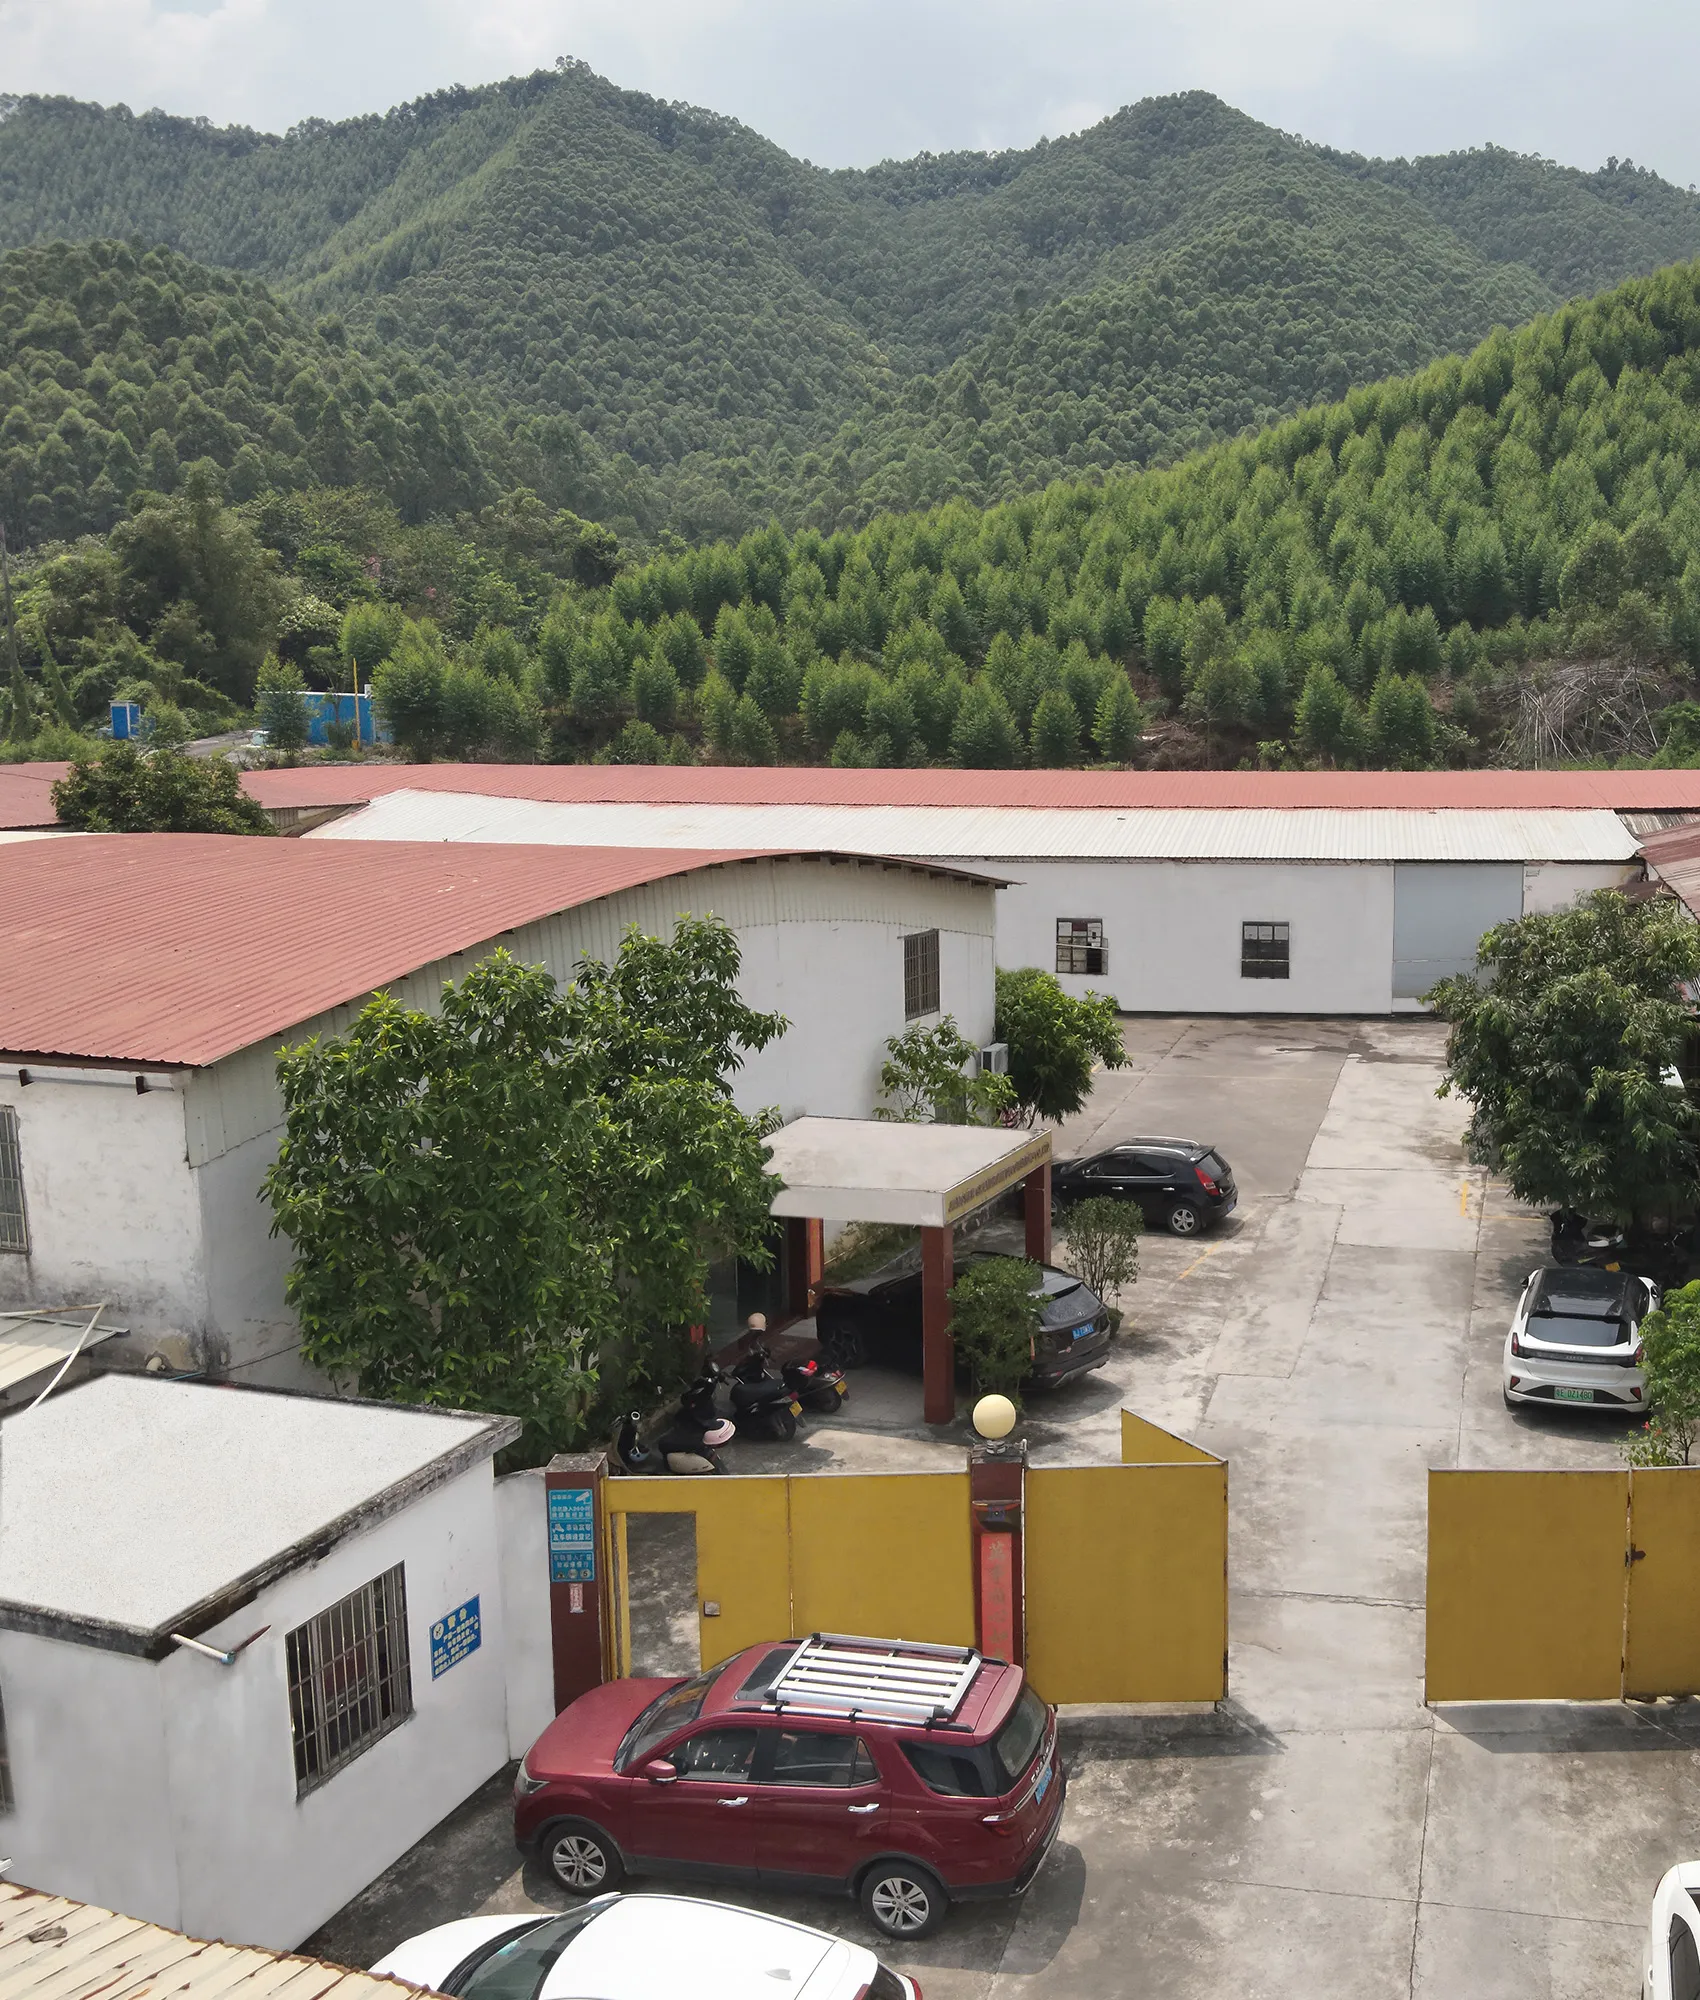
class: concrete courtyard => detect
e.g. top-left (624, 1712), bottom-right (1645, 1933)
top-left (308, 1016), bottom-right (1695, 1998)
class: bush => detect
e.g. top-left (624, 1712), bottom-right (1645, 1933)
top-left (995, 966), bottom-right (1129, 1125)
top-left (1056, 1196), bottom-right (1142, 1313)
top-left (51, 741), bottom-right (274, 833)
top-left (948, 1257), bottom-right (1043, 1404)
top-left (1622, 1279), bottom-right (1700, 1464)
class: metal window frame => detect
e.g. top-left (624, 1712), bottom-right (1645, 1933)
top-left (285, 1564), bottom-right (412, 1796)
top-left (1055, 917), bottom-right (1107, 978)
top-left (0, 1108), bottom-right (28, 1255)
top-left (903, 929), bottom-right (941, 1019)
top-left (1240, 920), bottom-right (1291, 980)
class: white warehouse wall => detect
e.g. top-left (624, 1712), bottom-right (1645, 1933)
top-left (980, 859), bottom-right (1399, 1014)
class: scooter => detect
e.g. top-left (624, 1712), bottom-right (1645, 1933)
top-left (651, 1372), bottom-right (736, 1474)
top-left (721, 1349), bottom-right (805, 1442)
top-left (1550, 1210), bottom-right (1628, 1268)
top-left (765, 1345), bottom-right (849, 1414)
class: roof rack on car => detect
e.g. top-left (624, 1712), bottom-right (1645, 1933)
top-left (750, 1633), bottom-right (984, 1725)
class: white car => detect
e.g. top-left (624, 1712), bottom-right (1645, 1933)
top-left (1645, 1862), bottom-right (1700, 1997)
top-left (1502, 1264), bottom-right (1656, 1413)
top-left (371, 1892), bottom-right (920, 2000)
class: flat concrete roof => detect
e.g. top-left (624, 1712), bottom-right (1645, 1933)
top-left (765, 1116), bottom-right (1051, 1227)
top-left (0, 1376), bottom-right (518, 1655)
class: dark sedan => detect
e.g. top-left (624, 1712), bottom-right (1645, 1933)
top-left (1052, 1136), bottom-right (1237, 1236)
top-left (815, 1251), bottom-right (1113, 1387)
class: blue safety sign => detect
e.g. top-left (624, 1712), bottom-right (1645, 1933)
top-left (430, 1596), bottom-right (481, 1679)
top-left (549, 1485), bottom-right (596, 1584)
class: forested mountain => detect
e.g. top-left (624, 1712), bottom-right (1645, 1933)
top-left (5, 67), bottom-right (1700, 536)
top-left (12, 259), bottom-right (1700, 779)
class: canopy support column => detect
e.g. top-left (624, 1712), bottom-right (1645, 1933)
top-left (921, 1222), bottom-right (955, 1426)
top-left (1024, 1162), bottom-right (1052, 1265)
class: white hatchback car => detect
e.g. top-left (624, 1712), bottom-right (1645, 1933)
top-left (372, 1892), bottom-right (919, 2000)
top-left (1645, 1862), bottom-right (1700, 1998)
top-left (1502, 1264), bottom-right (1657, 1413)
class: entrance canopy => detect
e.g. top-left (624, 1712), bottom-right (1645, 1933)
top-left (765, 1118), bottom-right (1051, 1228)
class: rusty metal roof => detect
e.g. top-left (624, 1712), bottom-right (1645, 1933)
top-left (0, 836), bottom-right (774, 1067)
top-left (243, 763), bottom-right (1700, 813)
top-left (1640, 820), bottom-right (1700, 921)
top-left (0, 765), bottom-right (64, 830)
top-left (0, 1880), bottom-right (439, 2000)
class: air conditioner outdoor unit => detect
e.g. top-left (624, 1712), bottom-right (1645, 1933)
top-left (978, 1042), bottom-right (1009, 1076)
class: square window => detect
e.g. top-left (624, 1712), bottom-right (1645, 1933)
top-left (903, 930), bottom-right (940, 1019)
top-left (1241, 921), bottom-right (1290, 979)
top-left (285, 1564), bottom-right (412, 1795)
top-left (0, 1108), bottom-right (28, 1255)
top-left (1056, 918), bottom-right (1106, 977)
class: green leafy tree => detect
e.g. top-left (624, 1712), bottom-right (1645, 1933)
top-left (371, 619), bottom-right (449, 759)
top-left (263, 926), bottom-right (787, 1461)
top-left (731, 693), bottom-right (779, 765)
top-left (994, 966), bottom-right (1129, 1126)
top-left (875, 1016), bottom-right (1016, 1125)
top-left (1367, 671), bottom-right (1437, 768)
top-left (951, 681), bottom-right (1023, 768)
top-left (255, 655), bottom-right (310, 754)
top-left (51, 741), bottom-right (274, 833)
top-left (1294, 662), bottom-right (1357, 764)
top-left (1623, 1281), bottom-right (1700, 1465)
top-left (1056, 1196), bottom-right (1142, 1313)
top-left (948, 1258), bottom-right (1043, 1404)
top-left (1429, 891), bottom-right (1700, 1226)
top-left (340, 599), bottom-right (402, 679)
top-left (1092, 672), bottom-right (1144, 763)
top-left (1030, 686), bottom-right (1082, 766)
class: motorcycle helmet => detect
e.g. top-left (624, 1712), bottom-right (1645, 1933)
top-left (702, 1418), bottom-right (736, 1447)
top-left (746, 1312), bottom-right (767, 1333)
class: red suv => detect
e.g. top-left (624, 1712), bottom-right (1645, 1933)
top-left (513, 1633), bottom-right (1065, 1941)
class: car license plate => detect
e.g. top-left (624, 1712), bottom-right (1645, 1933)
top-left (1554, 1385), bottom-right (1595, 1404)
top-left (788, 1399), bottom-right (802, 1416)
top-left (1070, 1322), bottom-right (1095, 1342)
top-left (1034, 1759), bottom-right (1052, 1807)
top-left (833, 1379), bottom-right (848, 1397)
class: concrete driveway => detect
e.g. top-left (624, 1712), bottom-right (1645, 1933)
top-left (307, 1016), bottom-right (1695, 1998)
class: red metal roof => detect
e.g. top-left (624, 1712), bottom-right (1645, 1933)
top-left (242, 763), bottom-right (1700, 814)
top-left (0, 763), bottom-right (66, 829)
top-left (0, 837), bottom-right (779, 1067)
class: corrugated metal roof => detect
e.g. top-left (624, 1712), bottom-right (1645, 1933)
top-left (0, 765), bottom-right (64, 831)
top-left (246, 762), bottom-right (1700, 814)
top-left (0, 837), bottom-right (772, 1067)
top-left (310, 790), bottom-right (1643, 864)
top-left (0, 1880), bottom-right (439, 2000)
top-left (1640, 820), bottom-right (1700, 920)
top-left (0, 1310), bottom-right (122, 1395)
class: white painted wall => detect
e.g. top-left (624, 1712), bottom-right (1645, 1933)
top-left (980, 859), bottom-right (1400, 1014)
top-left (0, 1460), bottom-right (513, 1950)
top-left (1522, 861), bottom-right (1639, 914)
top-left (495, 1469), bottom-right (555, 1760)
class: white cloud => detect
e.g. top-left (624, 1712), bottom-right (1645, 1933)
top-left (0, 0), bottom-right (1696, 187)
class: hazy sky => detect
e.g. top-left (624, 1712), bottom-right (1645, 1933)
top-left (4, 0), bottom-right (1697, 186)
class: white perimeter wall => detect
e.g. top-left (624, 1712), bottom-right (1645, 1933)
top-left (495, 1469), bottom-right (555, 1760)
top-left (0, 1460), bottom-right (512, 1950)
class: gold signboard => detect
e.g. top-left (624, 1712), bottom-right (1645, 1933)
top-left (942, 1133), bottom-right (1051, 1226)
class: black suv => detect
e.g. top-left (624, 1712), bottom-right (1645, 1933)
top-left (1052, 1137), bottom-right (1237, 1236)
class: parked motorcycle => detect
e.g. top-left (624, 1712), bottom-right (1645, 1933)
top-left (1549, 1210), bottom-right (1628, 1269)
top-left (765, 1345), bottom-right (849, 1414)
top-left (652, 1371), bottom-right (736, 1474)
top-left (721, 1347), bottom-right (805, 1442)
top-left (614, 1411), bottom-right (657, 1473)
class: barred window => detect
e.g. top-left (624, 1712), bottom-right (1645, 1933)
top-left (0, 1685), bottom-right (14, 1812)
top-left (1056, 918), bottom-right (1106, 977)
top-left (286, 1565), bottom-right (412, 1795)
top-left (0, 1109), bottom-right (27, 1255)
top-left (903, 930), bottom-right (941, 1019)
top-left (1241, 922), bottom-right (1291, 979)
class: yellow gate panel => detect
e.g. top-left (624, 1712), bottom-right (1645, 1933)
top-left (606, 1477), bottom-right (792, 1669)
top-left (1626, 1468), bottom-right (1700, 1697)
top-left (789, 1472), bottom-right (975, 1649)
top-left (1024, 1462), bottom-right (1227, 1704)
top-left (1121, 1410), bottom-right (1219, 1465)
top-left (1426, 1470), bottom-right (1627, 1702)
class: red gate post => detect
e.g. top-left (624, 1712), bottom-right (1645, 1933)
top-left (784, 1215), bottom-right (824, 1319)
top-left (969, 1441), bottom-right (1026, 1665)
top-left (1023, 1162), bottom-right (1052, 1266)
top-left (544, 1452), bottom-right (609, 1713)
top-left (921, 1222), bottom-right (955, 1426)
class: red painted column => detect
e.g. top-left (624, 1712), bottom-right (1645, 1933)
top-left (1024, 1162), bottom-right (1053, 1265)
top-left (545, 1452), bottom-right (609, 1713)
top-left (921, 1222), bottom-right (955, 1426)
top-left (970, 1443), bottom-right (1025, 1665)
top-left (784, 1216), bottom-right (824, 1317)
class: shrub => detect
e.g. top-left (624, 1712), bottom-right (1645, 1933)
top-left (1056, 1196), bottom-right (1142, 1314)
top-left (948, 1257), bottom-right (1043, 1404)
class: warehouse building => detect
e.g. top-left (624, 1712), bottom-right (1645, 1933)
top-left (234, 764), bottom-right (1700, 1015)
top-left (0, 835), bottom-right (997, 1378)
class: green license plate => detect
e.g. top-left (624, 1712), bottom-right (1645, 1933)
top-left (1554, 1385), bottom-right (1595, 1404)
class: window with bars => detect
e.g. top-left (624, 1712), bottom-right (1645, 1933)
top-left (903, 930), bottom-right (941, 1019)
top-left (0, 1686), bottom-right (14, 1813)
top-left (0, 1109), bottom-right (27, 1255)
top-left (286, 1565), bottom-right (412, 1795)
top-left (1056, 918), bottom-right (1107, 977)
top-left (1241, 922), bottom-right (1291, 979)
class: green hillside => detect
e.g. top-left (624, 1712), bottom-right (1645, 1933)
top-left (6, 69), bottom-right (1700, 535)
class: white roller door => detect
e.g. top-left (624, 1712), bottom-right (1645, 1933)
top-left (1392, 864), bottom-right (1524, 999)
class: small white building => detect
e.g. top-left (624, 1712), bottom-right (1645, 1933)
top-left (0, 1373), bottom-right (524, 1951)
top-left (0, 834), bottom-right (997, 1379)
top-left (294, 779), bottom-right (1647, 1014)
